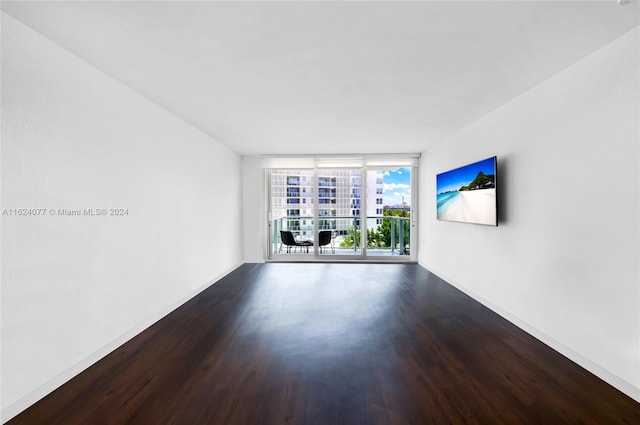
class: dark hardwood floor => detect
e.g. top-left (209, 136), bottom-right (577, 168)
top-left (9, 263), bottom-right (640, 424)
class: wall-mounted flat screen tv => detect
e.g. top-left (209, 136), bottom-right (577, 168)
top-left (436, 156), bottom-right (497, 226)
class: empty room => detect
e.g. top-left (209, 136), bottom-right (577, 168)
top-left (1, 1), bottom-right (639, 424)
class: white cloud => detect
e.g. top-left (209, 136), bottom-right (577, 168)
top-left (383, 186), bottom-right (411, 206)
top-left (383, 183), bottom-right (410, 191)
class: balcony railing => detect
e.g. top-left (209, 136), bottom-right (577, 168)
top-left (272, 216), bottom-right (411, 256)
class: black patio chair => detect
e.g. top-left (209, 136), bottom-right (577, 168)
top-left (318, 230), bottom-right (332, 254)
top-left (280, 230), bottom-right (313, 253)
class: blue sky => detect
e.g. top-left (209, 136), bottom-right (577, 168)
top-left (437, 157), bottom-right (495, 194)
top-left (382, 167), bottom-right (411, 207)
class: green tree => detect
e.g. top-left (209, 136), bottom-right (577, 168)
top-left (340, 227), bottom-right (385, 249)
top-left (340, 209), bottom-right (410, 251)
top-left (377, 209), bottom-right (410, 254)
top-left (340, 227), bottom-right (360, 248)
top-left (367, 228), bottom-right (384, 248)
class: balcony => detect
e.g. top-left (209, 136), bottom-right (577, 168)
top-left (318, 178), bottom-right (336, 187)
top-left (318, 199), bottom-right (336, 205)
top-left (318, 189), bottom-right (336, 198)
top-left (272, 215), bottom-right (411, 257)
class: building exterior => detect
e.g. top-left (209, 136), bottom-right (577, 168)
top-left (270, 169), bottom-right (384, 238)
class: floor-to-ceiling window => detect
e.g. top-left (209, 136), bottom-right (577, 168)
top-left (266, 155), bottom-right (418, 261)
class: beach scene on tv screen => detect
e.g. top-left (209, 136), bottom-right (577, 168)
top-left (437, 157), bottom-right (496, 226)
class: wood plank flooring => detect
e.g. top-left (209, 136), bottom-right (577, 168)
top-left (8, 263), bottom-right (640, 424)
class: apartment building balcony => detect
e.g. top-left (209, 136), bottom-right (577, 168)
top-left (318, 198), bottom-right (336, 205)
top-left (318, 177), bottom-right (337, 187)
top-left (318, 188), bottom-right (336, 198)
top-left (286, 176), bottom-right (300, 186)
top-left (272, 216), bottom-right (411, 258)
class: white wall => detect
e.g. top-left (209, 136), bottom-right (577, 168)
top-left (419, 27), bottom-right (640, 400)
top-left (1, 13), bottom-right (243, 421)
top-left (242, 156), bottom-right (267, 262)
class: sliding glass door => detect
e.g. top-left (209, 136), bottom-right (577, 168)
top-left (364, 167), bottom-right (412, 258)
top-left (270, 169), bottom-right (319, 255)
top-left (267, 156), bottom-right (417, 261)
top-left (317, 169), bottom-right (365, 257)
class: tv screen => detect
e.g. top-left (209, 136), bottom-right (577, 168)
top-left (436, 156), bottom-right (497, 226)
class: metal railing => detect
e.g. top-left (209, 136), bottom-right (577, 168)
top-left (272, 216), bottom-right (411, 256)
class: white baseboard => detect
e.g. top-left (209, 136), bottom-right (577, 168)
top-left (423, 264), bottom-right (640, 403)
top-left (1, 262), bottom-right (244, 424)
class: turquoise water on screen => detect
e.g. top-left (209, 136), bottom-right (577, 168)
top-left (436, 192), bottom-right (458, 215)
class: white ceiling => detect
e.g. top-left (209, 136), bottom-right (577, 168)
top-left (2, 1), bottom-right (638, 155)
